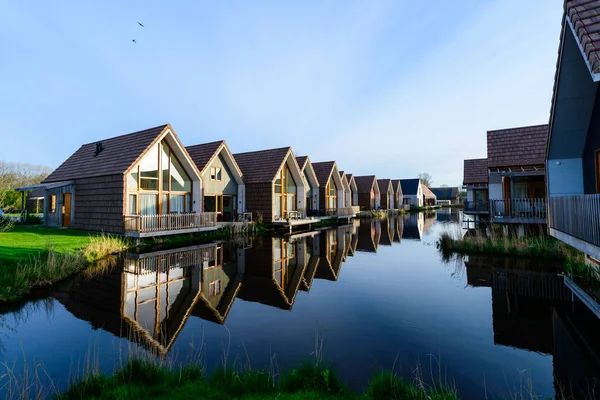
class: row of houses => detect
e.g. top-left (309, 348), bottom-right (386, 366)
top-left (17, 125), bottom-right (450, 237)
top-left (463, 0), bottom-right (600, 262)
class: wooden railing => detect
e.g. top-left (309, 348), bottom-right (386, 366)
top-left (464, 200), bottom-right (489, 213)
top-left (124, 212), bottom-right (217, 233)
top-left (238, 212), bottom-right (253, 222)
top-left (490, 198), bottom-right (546, 221)
top-left (549, 194), bottom-right (600, 248)
top-left (336, 207), bottom-right (356, 217)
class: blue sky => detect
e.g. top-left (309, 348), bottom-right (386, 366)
top-left (0, 0), bottom-right (562, 186)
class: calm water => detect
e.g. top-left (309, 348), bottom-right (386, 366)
top-left (1, 210), bottom-right (599, 399)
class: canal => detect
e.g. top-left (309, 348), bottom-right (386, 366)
top-left (0, 210), bottom-right (598, 399)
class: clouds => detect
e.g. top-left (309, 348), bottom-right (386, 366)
top-left (0, 0), bottom-right (562, 186)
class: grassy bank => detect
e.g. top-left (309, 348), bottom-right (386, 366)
top-left (409, 205), bottom-right (441, 212)
top-left (357, 210), bottom-right (405, 220)
top-left (58, 359), bottom-right (459, 400)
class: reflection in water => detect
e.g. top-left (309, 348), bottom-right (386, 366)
top-left (10, 211), bottom-right (600, 399)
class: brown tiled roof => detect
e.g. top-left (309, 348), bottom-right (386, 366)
top-left (421, 184), bottom-right (436, 198)
top-left (354, 175), bottom-right (376, 193)
top-left (295, 156), bottom-right (308, 170)
top-left (487, 124), bottom-right (549, 168)
top-left (391, 179), bottom-right (403, 196)
top-left (186, 140), bottom-right (224, 173)
top-left (312, 161), bottom-right (336, 188)
top-left (233, 147), bottom-right (292, 184)
top-left (377, 179), bottom-right (392, 194)
top-left (43, 124), bottom-right (169, 183)
top-left (463, 158), bottom-right (488, 185)
top-left (566, 0), bottom-right (600, 75)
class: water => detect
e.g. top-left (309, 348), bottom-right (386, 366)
top-left (0, 210), bottom-right (599, 399)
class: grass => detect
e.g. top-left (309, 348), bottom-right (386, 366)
top-left (0, 226), bottom-right (127, 302)
top-left (409, 205), bottom-right (441, 212)
top-left (56, 358), bottom-right (460, 400)
top-left (356, 210), bottom-right (404, 220)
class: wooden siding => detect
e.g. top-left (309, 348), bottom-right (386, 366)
top-left (357, 192), bottom-right (373, 210)
top-left (319, 186), bottom-right (327, 212)
top-left (245, 182), bottom-right (274, 223)
top-left (74, 174), bottom-right (125, 234)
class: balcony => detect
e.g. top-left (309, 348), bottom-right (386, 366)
top-left (549, 195), bottom-right (600, 254)
top-left (490, 198), bottom-right (546, 224)
top-left (464, 201), bottom-right (489, 214)
top-left (124, 212), bottom-right (218, 238)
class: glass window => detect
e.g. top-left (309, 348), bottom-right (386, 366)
top-left (287, 195), bottom-right (295, 212)
top-left (170, 194), bottom-right (185, 213)
top-left (161, 144), bottom-right (170, 190)
top-left (140, 145), bottom-right (159, 178)
top-left (274, 196), bottom-right (282, 219)
top-left (140, 178), bottom-right (158, 190)
top-left (210, 167), bottom-right (216, 180)
top-left (128, 170), bottom-right (139, 190)
top-left (513, 178), bottom-right (528, 199)
top-left (170, 155), bottom-right (191, 192)
top-left (286, 167), bottom-right (296, 194)
top-left (48, 195), bottom-right (56, 213)
top-left (275, 171), bottom-right (282, 186)
top-left (216, 167), bottom-right (222, 181)
top-left (140, 194), bottom-right (158, 215)
top-left (128, 194), bottom-right (137, 215)
top-left (204, 196), bottom-right (216, 212)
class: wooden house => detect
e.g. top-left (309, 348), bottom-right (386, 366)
top-left (377, 179), bottom-right (394, 210)
top-left (233, 147), bottom-right (305, 223)
top-left (346, 174), bottom-right (359, 207)
top-left (186, 140), bottom-right (245, 222)
top-left (391, 179), bottom-right (403, 209)
top-left (399, 179), bottom-right (423, 207)
top-left (421, 183), bottom-right (437, 206)
top-left (339, 171), bottom-right (352, 208)
top-left (463, 158), bottom-right (489, 215)
top-left (547, 0), bottom-right (600, 262)
top-left (487, 125), bottom-right (548, 223)
top-left (295, 156), bottom-right (320, 217)
top-left (354, 175), bottom-right (380, 210)
top-left (18, 124), bottom-right (213, 237)
top-left (311, 161), bottom-right (350, 217)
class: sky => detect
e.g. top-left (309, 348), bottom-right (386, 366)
top-left (0, 0), bottom-right (563, 187)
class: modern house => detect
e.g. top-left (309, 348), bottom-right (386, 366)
top-left (233, 147), bottom-right (306, 224)
top-left (346, 174), bottom-right (359, 207)
top-left (354, 175), bottom-right (381, 210)
top-left (377, 179), bottom-right (394, 210)
top-left (430, 187), bottom-right (460, 205)
top-left (17, 124), bottom-right (214, 237)
top-left (295, 156), bottom-right (320, 217)
top-left (186, 140), bottom-right (245, 222)
top-left (391, 179), bottom-right (403, 209)
top-left (547, 0), bottom-right (600, 261)
top-left (399, 179), bottom-right (423, 207)
top-left (421, 183), bottom-right (437, 206)
top-left (339, 171), bottom-right (352, 208)
top-left (311, 161), bottom-right (349, 217)
top-left (487, 124), bottom-right (548, 223)
top-left (463, 158), bottom-right (489, 215)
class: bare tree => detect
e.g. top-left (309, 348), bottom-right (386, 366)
top-left (418, 172), bottom-right (433, 187)
top-left (0, 160), bottom-right (52, 209)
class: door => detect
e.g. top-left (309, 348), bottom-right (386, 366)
top-left (62, 193), bottom-right (71, 227)
top-left (222, 195), bottom-right (234, 222)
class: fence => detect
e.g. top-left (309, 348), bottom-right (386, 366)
top-left (124, 212), bottom-right (218, 233)
top-left (464, 200), bottom-right (489, 213)
top-left (549, 194), bottom-right (600, 248)
top-left (490, 198), bottom-right (546, 221)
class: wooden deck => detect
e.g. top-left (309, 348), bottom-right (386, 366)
top-left (124, 212), bottom-right (218, 238)
top-left (490, 198), bottom-right (546, 224)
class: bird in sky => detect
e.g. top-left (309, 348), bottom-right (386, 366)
top-left (132, 39), bottom-right (137, 44)
top-left (138, 22), bottom-right (144, 27)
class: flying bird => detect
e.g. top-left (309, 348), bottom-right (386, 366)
top-left (138, 22), bottom-right (144, 27)
top-left (132, 39), bottom-right (137, 44)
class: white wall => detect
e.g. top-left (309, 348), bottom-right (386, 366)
top-left (547, 158), bottom-right (584, 197)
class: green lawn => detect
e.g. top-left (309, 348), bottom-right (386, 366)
top-left (0, 226), bottom-right (93, 265)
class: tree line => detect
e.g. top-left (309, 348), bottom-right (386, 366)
top-left (0, 160), bottom-right (53, 211)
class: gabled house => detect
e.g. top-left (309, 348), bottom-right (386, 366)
top-left (377, 179), bottom-right (394, 210)
top-left (354, 175), bottom-right (380, 210)
top-left (18, 124), bottom-right (212, 237)
top-left (339, 171), bottom-right (352, 208)
top-left (463, 158), bottom-right (489, 214)
top-left (295, 156), bottom-right (320, 217)
top-left (186, 140), bottom-right (245, 222)
top-left (233, 147), bottom-right (305, 223)
top-left (346, 174), bottom-right (359, 207)
top-left (314, 228), bottom-right (345, 281)
top-left (311, 161), bottom-right (348, 216)
top-left (487, 124), bottom-right (548, 223)
top-left (391, 180), bottom-right (403, 209)
top-left (547, 0), bottom-right (600, 261)
top-left (421, 183), bottom-right (437, 206)
top-left (399, 179), bottom-right (423, 207)
top-left (430, 187), bottom-right (460, 205)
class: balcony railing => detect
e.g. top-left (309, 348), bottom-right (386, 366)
top-left (124, 212), bottom-right (217, 234)
top-left (549, 194), bottom-right (600, 248)
top-left (464, 200), bottom-right (489, 213)
top-left (490, 198), bottom-right (546, 222)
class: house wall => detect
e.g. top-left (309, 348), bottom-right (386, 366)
top-left (245, 182), bottom-right (274, 223)
top-left (202, 154), bottom-right (238, 196)
top-left (583, 86), bottom-right (600, 194)
top-left (73, 174), bottom-right (125, 234)
top-left (489, 174), bottom-right (503, 200)
top-left (547, 158), bottom-right (584, 197)
top-left (357, 192), bottom-right (374, 210)
top-left (44, 184), bottom-right (75, 228)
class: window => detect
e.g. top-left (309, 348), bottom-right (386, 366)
top-left (210, 167), bottom-right (222, 181)
top-left (274, 164), bottom-right (296, 219)
top-left (326, 178), bottom-right (337, 209)
top-left (48, 195), bottom-right (56, 213)
top-left (403, 198), bottom-right (410, 205)
top-left (128, 194), bottom-right (137, 215)
top-left (209, 280), bottom-right (221, 296)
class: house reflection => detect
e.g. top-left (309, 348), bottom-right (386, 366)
top-left (392, 215), bottom-right (403, 243)
top-left (237, 235), bottom-right (308, 310)
top-left (356, 220), bottom-right (380, 252)
top-left (346, 220), bottom-right (360, 257)
top-left (379, 218), bottom-right (394, 246)
top-left (315, 228), bottom-right (346, 281)
top-left (57, 243), bottom-right (242, 356)
top-left (421, 212), bottom-right (436, 236)
top-left (402, 213), bottom-right (424, 240)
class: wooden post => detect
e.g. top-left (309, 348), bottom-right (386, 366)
top-left (21, 191), bottom-right (25, 225)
